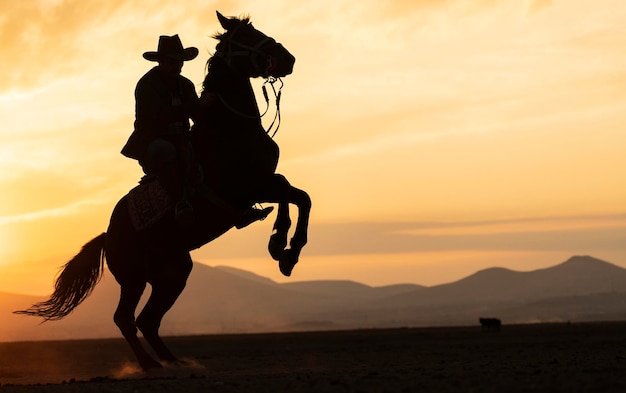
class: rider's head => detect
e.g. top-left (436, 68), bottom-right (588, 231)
top-left (143, 34), bottom-right (198, 76)
top-left (157, 57), bottom-right (184, 77)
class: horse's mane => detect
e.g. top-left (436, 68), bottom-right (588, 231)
top-left (203, 15), bottom-right (252, 92)
top-left (212, 14), bottom-right (251, 43)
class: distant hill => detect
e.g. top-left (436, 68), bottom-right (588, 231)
top-left (386, 255), bottom-right (626, 307)
top-left (3, 255), bottom-right (626, 342)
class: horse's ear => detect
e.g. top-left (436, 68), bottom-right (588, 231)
top-left (216, 11), bottom-right (235, 30)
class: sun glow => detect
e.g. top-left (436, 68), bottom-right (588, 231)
top-left (398, 216), bottom-right (626, 237)
top-left (0, 0), bottom-right (625, 293)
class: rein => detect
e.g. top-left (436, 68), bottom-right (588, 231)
top-left (214, 75), bottom-right (283, 138)
top-left (213, 24), bottom-right (284, 138)
top-left (262, 77), bottom-right (282, 138)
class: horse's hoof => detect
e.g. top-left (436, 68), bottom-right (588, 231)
top-left (279, 248), bottom-right (299, 277)
top-left (140, 358), bottom-right (164, 371)
top-left (162, 358), bottom-right (185, 368)
top-left (268, 233), bottom-right (287, 261)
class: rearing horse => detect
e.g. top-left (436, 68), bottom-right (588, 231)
top-left (16, 12), bottom-right (311, 370)
top-left (194, 12), bottom-right (309, 271)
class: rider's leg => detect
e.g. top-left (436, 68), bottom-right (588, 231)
top-left (195, 182), bottom-right (273, 229)
top-left (145, 139), bottom-right (194, 225)
top-left (236, 205), bottom-right (274, 229)
top-left (193, 174), bottom-right (274, 229)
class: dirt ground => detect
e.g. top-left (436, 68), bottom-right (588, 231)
top-left (1, 322), bottom-right (626, 392)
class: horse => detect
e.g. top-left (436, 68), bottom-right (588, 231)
top-left (15, 11), bottom-right (311, 371)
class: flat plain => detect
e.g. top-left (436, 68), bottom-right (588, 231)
top-left (1, 322), bottom-right (626, 392)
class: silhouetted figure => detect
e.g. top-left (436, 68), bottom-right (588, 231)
top-left (121, 34), bottom-right (270, 227)
top-left (480, 317), bottom-right (502, 330)
top-left (121, 34), bottom-right (200, 224)
top-left (16, 12), bottom-right (310, 371)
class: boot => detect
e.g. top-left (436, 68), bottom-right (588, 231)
top-left (158, 167), bottom-right (194, 226)
top-left (174, 199), bottom-right (194, 226)
top-left (235, 206), bottom-right (274, 229)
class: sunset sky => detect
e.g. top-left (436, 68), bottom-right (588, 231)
top-left (1, 0), bottom-right (625, 295)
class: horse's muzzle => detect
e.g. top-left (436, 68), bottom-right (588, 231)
top-left (269, 43), bottom-right (295, 77)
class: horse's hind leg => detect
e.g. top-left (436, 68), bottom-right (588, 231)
top-left (136, 252), bottom-right (192, 364)
top-left (114, 282), bottom-right (162, 370)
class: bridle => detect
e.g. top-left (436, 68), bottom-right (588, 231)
top-left (214, 24), bottom-right (284, 137)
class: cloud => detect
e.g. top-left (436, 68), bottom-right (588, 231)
top-left (281, 85), bottom-right (624, 168)
top-left (0, 1), bottom-right (126, 89)
top-left (0, 198), bottom-right (104, 227)
top-left (2, 0), bottom-right (626, 280)
top-left (528, 0), bottom-right (553, 14)
top-left (0, 1), bottom-right (232, 91)
top-left (305, 215), bottom-right (626, 256)
top-left (192, 213), bottom-right (626, 260)
top-left (0, 165), bottom-right (116, 217)
top-left (362, 0), bottom-right (496, 20)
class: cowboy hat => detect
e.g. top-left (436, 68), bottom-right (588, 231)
top-left (143, 34), bottom-right (199, 62)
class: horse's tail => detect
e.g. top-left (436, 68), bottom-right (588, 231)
top-left (15, 233), bottom-right (106, 321)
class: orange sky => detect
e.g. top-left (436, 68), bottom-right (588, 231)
top-left (1, 0), bottom-right (626, 295)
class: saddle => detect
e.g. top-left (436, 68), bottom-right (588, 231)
top-left (126, 169), bottom-right (273, 232)
top-left (127, 176), bottom-right (173, 231)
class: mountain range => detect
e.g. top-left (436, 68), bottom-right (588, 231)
top-left (2, 255), bottom-right (626, 342)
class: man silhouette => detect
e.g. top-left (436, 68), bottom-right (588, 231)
top-left (121, 35), bottom-right (198, 223)
top-left (122, 34), bottom-right (271, 227)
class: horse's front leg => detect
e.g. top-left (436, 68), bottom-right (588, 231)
top-left (268, 201), bottom-right (291, 261)
top-left (280, 186), bottom-right (311, 277)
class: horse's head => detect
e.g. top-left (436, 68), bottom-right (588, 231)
top-left (213, 11), bottom-right (295, 79)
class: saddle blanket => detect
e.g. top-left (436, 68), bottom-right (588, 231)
top-left (127, 177), bottom-right (173, 230)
